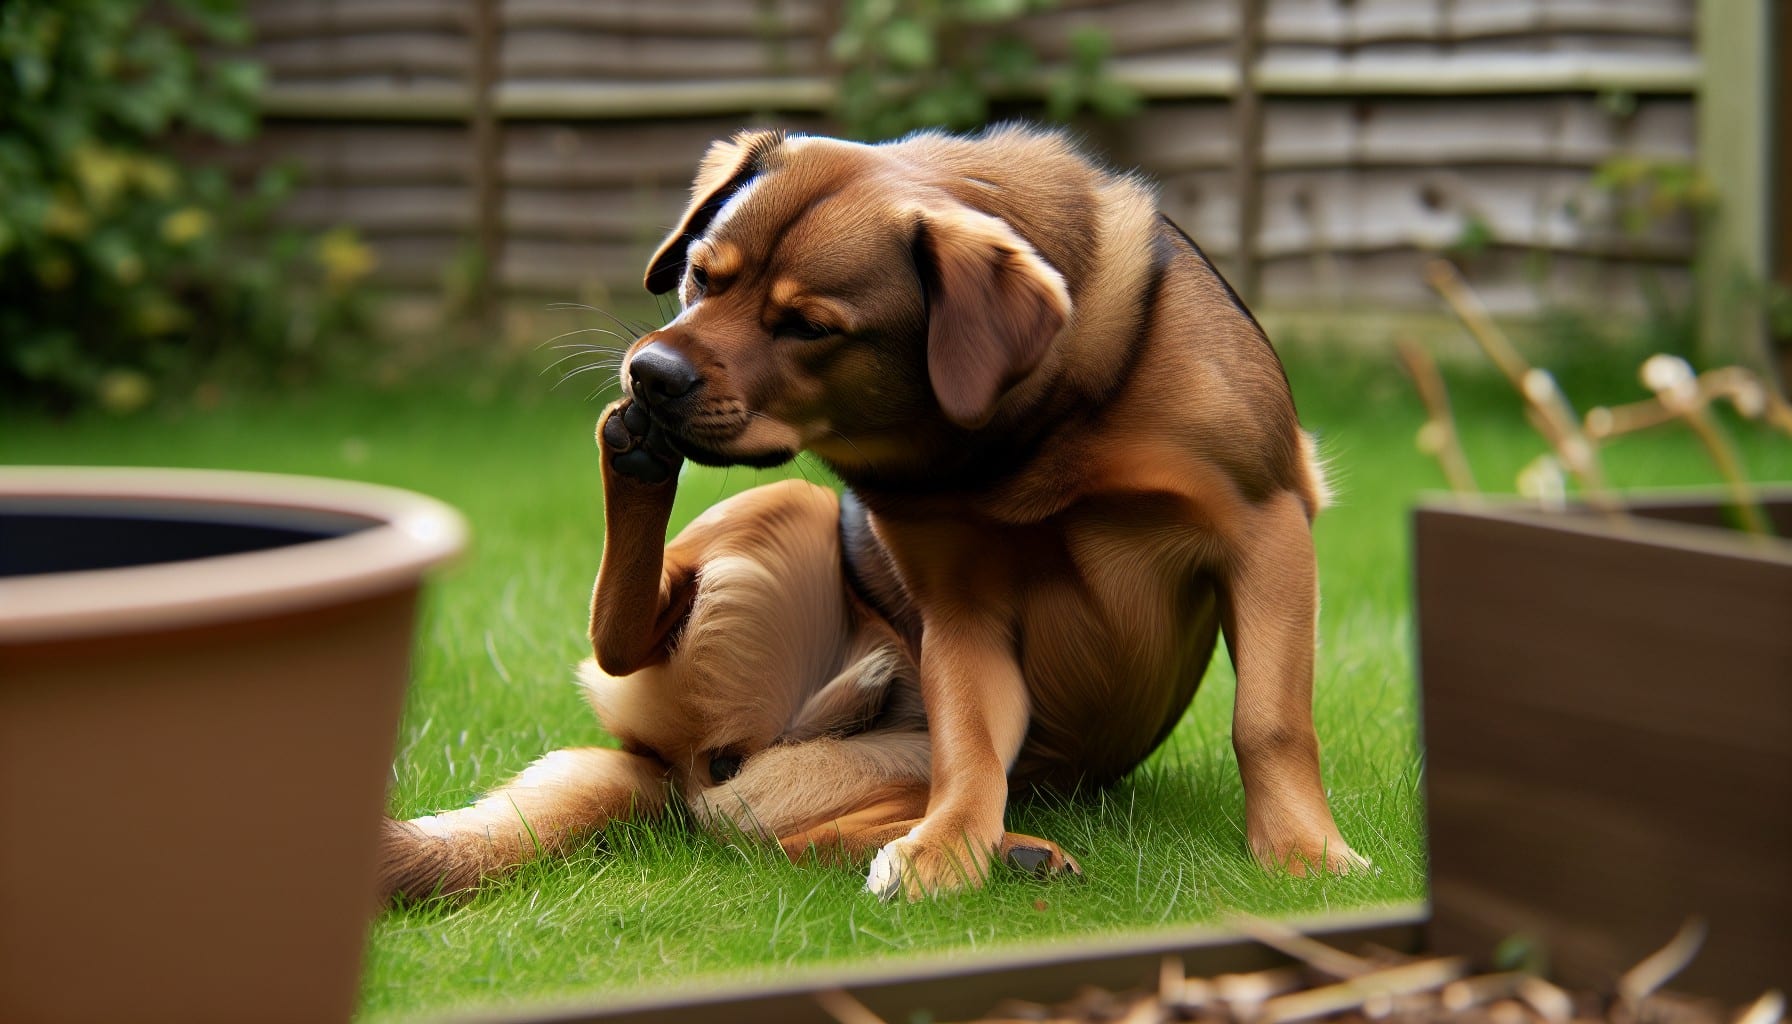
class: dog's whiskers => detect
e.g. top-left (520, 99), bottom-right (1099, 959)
top-left (541, 348), bottom-right (624, 376)
top-left (552, 362), bottom-right (624, 392)
top-left (535, 326), bottom-right (635, 351)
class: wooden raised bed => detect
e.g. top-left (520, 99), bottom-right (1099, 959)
top-left (1416, 491), bottom-right (1792, 1001)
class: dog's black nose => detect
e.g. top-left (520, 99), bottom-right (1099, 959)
top-left (629, 342), bottom-right (700, 404)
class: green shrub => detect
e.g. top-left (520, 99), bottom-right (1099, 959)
top-left (0, 0), bottom-right (375, 412)
top-left (830, 0), bottom-right (1139, 142)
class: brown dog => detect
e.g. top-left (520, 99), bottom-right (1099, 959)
top-left (381, 123), bottom-right (1360, 902)
top-left (381, 468), bottom-right (1077, 902)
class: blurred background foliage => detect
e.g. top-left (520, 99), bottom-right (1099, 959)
top-left (832, 0), bottom-right (1138, 141)
top-left (0, 0), bottom-right (375, 413)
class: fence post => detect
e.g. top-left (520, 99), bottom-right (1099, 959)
top-left (1231, 0), bottom-right (1267, 305)
top-left (470, 0), bottom-right (504, 330)
top-left (1696, 0), bottom-right (1771, 376)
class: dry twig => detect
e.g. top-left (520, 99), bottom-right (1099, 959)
top-left (1425, 259), bottom-right (1621, 516)
top-left (1395, 336), bottom-right (1480, 495)
top-left (817, 987), bottom-right (889, 1024)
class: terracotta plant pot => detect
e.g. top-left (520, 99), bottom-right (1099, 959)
top-left (0, 467), bottom-right (465, 1024)
top-left (1416, 492), bottom-right (1792, 1000)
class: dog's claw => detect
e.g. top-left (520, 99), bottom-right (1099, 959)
top-left (1001, 839), bottom-right (1083, 880)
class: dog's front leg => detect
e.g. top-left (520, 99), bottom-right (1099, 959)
top-left (590, 398), bottom-right (693, 675)
top-left (865, 607), bottom-right (1032, 901)
top-left (1220, 490), bottom-right (1365, 876)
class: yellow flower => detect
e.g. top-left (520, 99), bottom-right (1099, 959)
top-left (161, 207), bottom-right (211, 246)
top-left (111, 252), bottom-right (143, 284)
top-left (97, 369), bottom-right (154, 415)
top-left (43, 191), bottom-right (91, 239)
top-left (132, 158), bottom-right (179, 199)
top-left (135, 297), bottom-right (190, 336)
top-left (316, 227), bottom-right (377, 290)
top-left (72, 144), bottom-right (129, 211)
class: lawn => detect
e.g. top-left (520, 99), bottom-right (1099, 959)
top-left (3, 337), bottom-right (1785, 1023)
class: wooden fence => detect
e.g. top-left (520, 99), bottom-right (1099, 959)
top-left (223, 0), bottom-right (1701, 318)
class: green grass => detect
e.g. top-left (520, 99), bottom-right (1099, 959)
top-left (3, 346), bottom-right (1785, 1023)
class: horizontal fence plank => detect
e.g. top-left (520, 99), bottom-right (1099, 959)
top-left (236, 0), bottom-right (1702, 315)
top-left (180, 123), bottom-right (474, 188)
top-left (1252, 51), bottom-right (1699, 94)
top-left (1113, 96), bottom-right (1694, 174)
top-left (502, 117), bottom-right (824, 186)
top-left (1259, 247), bottom-right (1692, 315)
top-left (283, 185), bottom-right (473, 233)
top-left (502, 0), bottom-right (824, 37)
top-left (501, 31), bottom-right (821, 80)
top-left (259, 53), bottom-right (1698, 121)
top-left (1265, 0), bottom-right (1693, 43)
top-left (247, 0), bottom-right (468, 40)
top-left (252, 33), bottom-right (471, 80)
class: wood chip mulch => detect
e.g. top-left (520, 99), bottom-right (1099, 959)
top-left (815, 916), bottom-right (1785, 1024)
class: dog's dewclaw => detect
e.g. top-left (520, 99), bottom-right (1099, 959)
top-left (864, 845), bottom-right (905, 902)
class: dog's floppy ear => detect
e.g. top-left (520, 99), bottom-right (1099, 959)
top-left (644, 129), bottom-right (785, 295)
top-left (912, 206), bottom-right (1071, 429)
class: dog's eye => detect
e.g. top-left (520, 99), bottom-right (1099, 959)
top-left (688, 265), bottom-right (709, 295)
top-left (779, 316), bottom-right (831, 341)
top-left (708, 753), bottom-right (742, 784)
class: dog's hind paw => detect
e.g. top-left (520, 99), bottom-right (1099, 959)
top-left (599, 399), bottom-right (681, 485)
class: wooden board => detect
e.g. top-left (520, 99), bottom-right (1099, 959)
top-left (1416, 496), bottom-right (1792, 1001)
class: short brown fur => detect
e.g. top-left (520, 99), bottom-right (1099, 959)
top-left (380, 125), bottom-right (1357, 903)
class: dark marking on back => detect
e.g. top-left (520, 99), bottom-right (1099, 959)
top-left (1157, 214), bottom-right (1292, 400)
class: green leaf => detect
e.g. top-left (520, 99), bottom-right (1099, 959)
top-left (982, 36), bottom-right (1037, 82)
top-left (1069, 26), bottom-right (1111, 68)
top-left (1088, 77), bottom-right (1140, 118)
top-left (879, 17), bottom-right (935, 71)
top-left (959, 0), bottom-right (1027, 21)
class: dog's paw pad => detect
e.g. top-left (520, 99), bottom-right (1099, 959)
top-left (601, 400), bottom-right (681, 483)
top-left (864, 846), bottom-right (905, 902)
top-left (622, 400), bottom-right (650, 436)
top-left (600, 410), bottom-right (633, 451)
top-left (614, 449), bottom-right (675, 484)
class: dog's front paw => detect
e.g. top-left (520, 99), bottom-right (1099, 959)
top-left (599, 398), bottom-right (682, 485)
top-left (1251, 828), bottom-right (1373, 878)
top-left (865, 830), bottom-right (996, 902)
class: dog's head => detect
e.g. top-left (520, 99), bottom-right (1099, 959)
top-left (621, 128), bottom-right (1075, 478)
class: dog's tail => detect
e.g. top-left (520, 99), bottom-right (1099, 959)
top-left (378, 747), bottom-right (668, 903)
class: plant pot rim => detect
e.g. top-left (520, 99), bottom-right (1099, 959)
top-left (0, 465), bottom-right (467, 645)
top-left (1414, 486), bottom-right (1792, 568)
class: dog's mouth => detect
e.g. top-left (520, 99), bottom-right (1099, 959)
top-left (641, 405), bottom-right (796, 469)
top-left (664, 430), bottom-right (794, 469)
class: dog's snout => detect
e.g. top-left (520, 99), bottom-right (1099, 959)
top-left (629, 342), bottom-right (700, 403)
